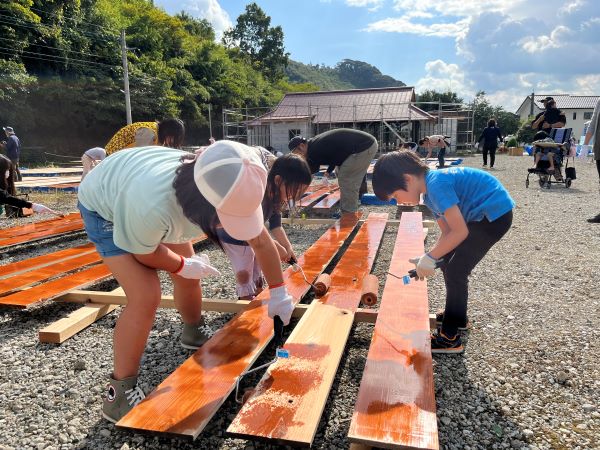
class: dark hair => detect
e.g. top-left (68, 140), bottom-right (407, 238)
top-left (533, 130), bottom-right (549, 141)
top-left (488, 119), bottom-right (496, 127)
top-left (172, 153), bottom-right (221, 246)
top-left (418, 138), bottom-right (427, 146)
top-left (265, 154), bottom-right (312, 214)
top-left (158, 118), bottom-right (185, 149)
top-left (0, 155), bottom-right (15, 194)
top-left (372, 150), bottom-right (429, 200)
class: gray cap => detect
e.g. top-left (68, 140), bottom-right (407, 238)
top-left (288, 135), bottom-right (307, 151)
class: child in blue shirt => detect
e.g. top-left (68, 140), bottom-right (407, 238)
top-left (372, 151), bottom-right (515, 353)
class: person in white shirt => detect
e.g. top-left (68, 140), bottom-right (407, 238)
top-left (78, 141), bottom-right (295, 423)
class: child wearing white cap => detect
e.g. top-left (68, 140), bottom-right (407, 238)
top-left (78, 141), bottom-right (295, 423)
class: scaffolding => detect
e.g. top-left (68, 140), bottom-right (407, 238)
top-left (222, 101), bottom-right (475, 154)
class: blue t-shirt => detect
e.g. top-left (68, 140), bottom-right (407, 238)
top-left (423, 167), bottom-right (515, 222)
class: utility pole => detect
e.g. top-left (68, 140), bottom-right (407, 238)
top-left (208, 104), bottom-right (213, 138)
top-left (121, 30), bottom-right (132, 125)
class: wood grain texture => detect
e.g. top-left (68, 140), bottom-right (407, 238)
top-left (0, 252), bottom-right (101, 296)
top-left (0, 244), bottom-right (95, 279)
top-left (297, 186), bottom-right (338, 208)
top-left (116, 214), bottom-right (361, 440)
top-left (0, 212), bottom-right (81, 239)
top-left (0, 214), bottom-right (84, 248)
top-left (0, 264), bottom-right (111, 309)
top-left (227, 213), bottom-right (388, 446)
top-left (348, 211), bottom-right (439, 450)
top-left (312, 190), bottom-right (341, 210)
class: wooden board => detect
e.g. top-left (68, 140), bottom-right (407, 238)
top-left (227, 213), bottom-right (387, 446)
top-left (0, 252), bottom-right (101, 296)
top-left (39, 287), bottom-right (123, 344)
top-left (116, 214), bottom-right (361, 439)
top-left (297, 186), bottom-right (337, 208)
top-left (348, 211), bottom-right (439, 450)
top-left (0, 244), bottom-right (95, 279)
top-left (312, 190), bottom-right (341, 211)
top-left (0, 214), bottom-right (84, 249)
top-left (0, 212), bottom-right (81, 239)
top-left (0, 264), bottom-right (112, 309)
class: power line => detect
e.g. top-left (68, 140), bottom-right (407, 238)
top-left (27, 5), bottom-right (119, 33)
top-left (0, 45), bottom-right (117, 68)
top-left (0, 36), bottom-right (118, 60)
top-left (0, 49), bottom-right (117, 75)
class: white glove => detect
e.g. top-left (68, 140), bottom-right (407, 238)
top-left (31, 203), bottom-right (60, 215)
top-left (408, 253), bottom-right (439, 279)
top-left (268, 285), bottom-right (294, 326)
top-left (174, 254), bottom-right (221, 279)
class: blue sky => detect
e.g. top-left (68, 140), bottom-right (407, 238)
top-left (154, 0), bottom-right (600, 111)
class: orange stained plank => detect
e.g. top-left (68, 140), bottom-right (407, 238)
top-left (227, 213), bottom-right (388, 446)
top-left (348, 211), bottom-right (439, 450)
top-left (297, 186), bottom-right (338, 208)
top-left (312, 190), bottom-right (341, 210)
top-left (0, 263), bottom-right (111, 309)
top-left (116, 214), bottom-right (361, 439)
top-left (0, 221), bottom-right (85, 248)
top-left (0, 252), bottom-right (101, 296)
top-left (0, 212), bottom-right (81, 239)
top-left (0, 244), bottom-right (95, 279)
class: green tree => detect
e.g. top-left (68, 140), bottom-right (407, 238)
top-left (336, 59), bottom-right (405, 89)
top-left (416, 90), bottom-right (463, 111)
top-left (222, 2), bottom-right (289, 81)
top-left (516, 119), bottom-right (537, 144)
top-left (472, 91), bottom-right (520, 138)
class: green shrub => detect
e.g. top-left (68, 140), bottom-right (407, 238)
top-left (506, 137), bottom-right (518, 147)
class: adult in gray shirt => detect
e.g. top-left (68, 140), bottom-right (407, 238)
top-left (584, 98), bottom-right (600, 223)
top-left (2, 126), bottom-right (21, 181)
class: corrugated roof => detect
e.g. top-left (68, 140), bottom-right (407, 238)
top-left (253, 87), bottom-right (435, 124)
top-left (533, 94), bottom-right (600, 109)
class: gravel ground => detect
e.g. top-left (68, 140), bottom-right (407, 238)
top-left (1, 154), bottom-right (599, 450)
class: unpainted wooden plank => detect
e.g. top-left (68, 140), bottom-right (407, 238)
top-left (348, 212), bottom-right (439, 450)
top-left (227, 213), bottom-right (388, 446)
top-left (0, 264), bottom-right (112, 309)
top-left (116, 214), bottom-right (361, 440)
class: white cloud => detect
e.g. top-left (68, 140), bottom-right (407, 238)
top-left (345, 0), bottom-right (384, 11)
top-left (415, 59), bottom-right (475, 98)
top-left (520, 26), bottom-right (570, 53)
top-left (365, 17), bottom-right (469, 38)
top-left (574, 74), bottom-right (600, 95)
top-left (154, 0), bottom-right (232, 40)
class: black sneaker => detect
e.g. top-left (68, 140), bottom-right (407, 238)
top-left (435, 310), bottom-right (471, 330)
top-left (430, 329), bottom-right (464, 354)
top-left (587, 214), bottom-right (600, 224)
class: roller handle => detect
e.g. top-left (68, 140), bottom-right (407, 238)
top-left (273, 315), bottom-right (284, 347)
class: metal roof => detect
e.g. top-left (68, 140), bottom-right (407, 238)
top-left (252, 87), bottom-right (435, 124)
top-left (533, 94), bottom-right (600, 109)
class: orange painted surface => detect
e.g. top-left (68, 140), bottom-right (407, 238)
top-left (227, 213), bottom-right (388, 446)
top-left (0, 244), bottom-right (95, 279)
top-left (116, 214), bottom-right (361, 439)
top-left (297, 186), bottom-right (338, 208)
top-left (348, 212), bottom-right (439, 450)
top-left (0, 212), bottom-right (81, 239)
top-left (0, 213), bottom-right (84, 248)
top-left (312, 190), bottom-right (341, 210)
top-left (0, 252), bottom-right (101, 296)
top-left (0, 263), bottom-right (111, 309)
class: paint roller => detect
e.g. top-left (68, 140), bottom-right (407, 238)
top-left (360, 274), bottom-right (379, 306)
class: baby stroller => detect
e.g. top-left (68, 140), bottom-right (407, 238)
top-left (526, 128), bottom-right (576, 189)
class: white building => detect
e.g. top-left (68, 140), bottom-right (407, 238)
top-left (516, 94), bottom-right (599, 140)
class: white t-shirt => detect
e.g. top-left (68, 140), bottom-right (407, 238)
top-left (78, 146), bottom-right (202, 254)
top-left (84, 147), bottom-right (106, 161)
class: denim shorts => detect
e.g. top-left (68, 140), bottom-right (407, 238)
top-left (78, 202), bottom-right (128, 257)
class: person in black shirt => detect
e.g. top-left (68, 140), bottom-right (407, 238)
top-left (1, 126), bottom-right (22, 181)
top-left (531, 97), bottom-right (566, 132)
top-left (477, 119), bottom-right (503, 168)
top-left (289, 128), bottom-right (378, 214)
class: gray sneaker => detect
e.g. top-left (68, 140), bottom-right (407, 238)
top-left (181, 320), bottom-right (214, 350)
top-left (101, 374), bottom-right (146, 423)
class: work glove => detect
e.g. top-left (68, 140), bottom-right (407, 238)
top-left (408, 253), bottom-right (439, 280)
top-left (31, 203), bottom-right (61, 215)
top-left (174, 254), bottom-right (221, 279)
top-left (268, 285), bottom-right (294, 326)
